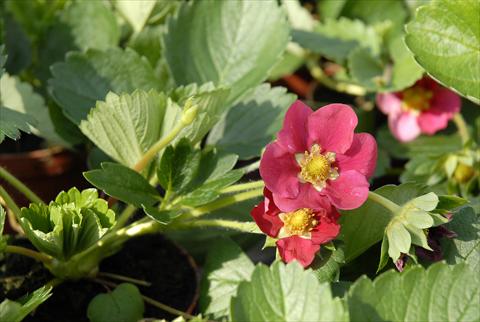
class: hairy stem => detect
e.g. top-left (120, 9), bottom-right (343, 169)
top-left (189, 188), bottom-right (264, 217)
top-left (181, 219), bottom-right (261, 233)
top-left (368, 191), bottom-right (401, 213)
top-left (453, 113), bottom-right (470, 144)
top-left (220, 180), bottom-right (264, 193)
top-left (4, 245), bottom-right (53, 264)
top-left (0, 166), bottom-right (44, 204)
top-left (113, 204), bottom-right (138, 230)
top-left (307, 60), bottom-right (366, 96)
top-left (0, 186), bottom-right (22, 220)
top-left (133, 104), bottom-right (198, 172)
top-left (97, 272), bottom-right (151, 287)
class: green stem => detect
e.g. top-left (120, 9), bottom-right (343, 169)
top-left (133, 104), bottom-right (198, 172)
top-left (113, 204), bottom-right (137, 230)
top-left (97, 272), bottom-right (151, 287)
top-left (4, 245), bottom-right (53, 264)
top-left (453, 113), bottom-right (470, 144)
top-left (238, 159), bottom-right (260, 174)
top-left (306, 60), bottom-right (366, 96)
top-left (0, 166), bottom-right (44, 204)
top-left (0, 186), bottom-right (22, 220)
top-left (181, 219), bottom-right (261, 233)
top-left (189, 188), bottom-right (264, 217)
top-left (220, 180), bottom-right (264, 194)
top-left (142, 294), bottom-right (198, 320)
top-left (368, 191), bottom-right (401, 213)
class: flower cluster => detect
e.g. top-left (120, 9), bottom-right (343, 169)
top-left (252, 101), bottom-right (377, 267)
top-left (376, 78), bottom-right (461, 142)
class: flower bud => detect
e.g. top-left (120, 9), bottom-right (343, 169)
top-left (453, 163), bottom-right (475, 183)
top-left (181, 104), bottom-right (198, 125)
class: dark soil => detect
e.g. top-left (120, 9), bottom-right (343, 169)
top-left (0, 235), bottom-right (198, 321)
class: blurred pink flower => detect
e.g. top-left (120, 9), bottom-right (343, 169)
top-left (259, 101), bottom-right (377, 211)
top-left (376, 78), bottom-right (461, 142)
top-left (251, 188), bottom-right (340, 267)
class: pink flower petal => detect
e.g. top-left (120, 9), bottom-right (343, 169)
top-left (272, 183), bottom-right (331, 213)
top-left (260, 142), bottom-right (300, 198)
top-left (251, 200), bottom-right (283, 237)
top-left (376, 93), bottom-right (403, 115)
top-left (337, 133), bottom-right (378, 178)
top-left (310, 209), bottom-right (341, 244)
top-left (325, 170), bottom-right (369, 210)
top-left (276, 236), bottom-right (320, 267)
top-left (418, 87), bottom-right (461, 134)
top-left (277, 100), bottom-right (312, 153)
top-left (307, 104), bottom-right (358, 154)
top-left (389, 111), bottom-right (421, 142)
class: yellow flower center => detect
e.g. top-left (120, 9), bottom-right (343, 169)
top-left (402, 86), bottom-right (433, 112)
top-left (281, 208), bottom-right (317, 236)
top-left (297, 144), bottom-right (339, 191)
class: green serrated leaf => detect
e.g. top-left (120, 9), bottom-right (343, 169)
top-left (442, 207), bottom-right (480, 271)
top-left (207, 83), bottom-right (296, 160)
top-left (199, 238), bottom-right (254, 320)
top-left (292, 29), bottom-right (358, 63)
top-left (49, 47), bottom-right (163, 124)
top-left (0, 286), bottom-right (52, 322)
top-left (1, 73), bottom-right (62, 143)
top-left (348, 263), bottom-right (480, 321)
top-left (60, 0), bottom-right (119, 51)
top-left (230, 261), bottom-right (347, 322)
top-left (0, 106), bottom-right (36, 143)
top-left (80, 90), bottom-right (179, 168)
top-left (84, 162), bottom-right (160, 208)
top-left (87, 283), bottom-right (144, 322)
top-left (164, 0), bottom-right (289, 103)
top-left (405, 0), bottom-right (480, 102)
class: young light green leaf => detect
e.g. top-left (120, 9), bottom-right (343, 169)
top-left (164, 0), bottom-right (289, 103)
top-left (87, 283), bottom-right (144, 322)
top-left (115, 0), bottom-right (156, 33)
top-left (207, 84), bottom-right (296, 160)
top-left (408, 192), bottom-right (439, 211)
top-left (20, 188), bottom-right (115, 260)
top-left (340, 183), bottom-right (428, 262)
top-left (405, 0), bottom-right (480, 102)
top-left (60, 0), bottom-right (120, 51)
top-left (0, 286), bottom-right (52, 322)
top-left (84, 162), bottom-right (160, 207)
top-left (230, 261), bottom-right (347, 322)
top-left (348, 263), bottom-right (480, 322)
top-left (199, 238), bottom-right (254, 320)
top-left (49, 48), bottom-right (163, 124)
top-left (80, 90), bottom-right (180, 168)
top-left (386, 221), bottom-right (411, 260)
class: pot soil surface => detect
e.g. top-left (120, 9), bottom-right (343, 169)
top-left (0, 234), bottom-right (198, 321)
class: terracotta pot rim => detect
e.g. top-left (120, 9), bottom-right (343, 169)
top-left (0, 146), bottom-right (68, 160)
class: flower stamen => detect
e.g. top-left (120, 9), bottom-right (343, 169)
top-left (402, 86), bottom-right (433, 113)
top-left (297, 144), bottom-right (339, 191)
top-left (279, 208), bottom-right (318, 237)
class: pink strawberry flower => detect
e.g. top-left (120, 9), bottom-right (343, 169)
top-left (376, 77), bottom-right (461, 142)
top-left (259, 101), bottom-right (377, 211)
top-left (251, 188), bottom-right (340, 267)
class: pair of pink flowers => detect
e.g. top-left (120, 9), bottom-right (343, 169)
top-left (377, 78), bottom-right (461, 142)
top-left (252, 101), bottom-right (377, 267)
